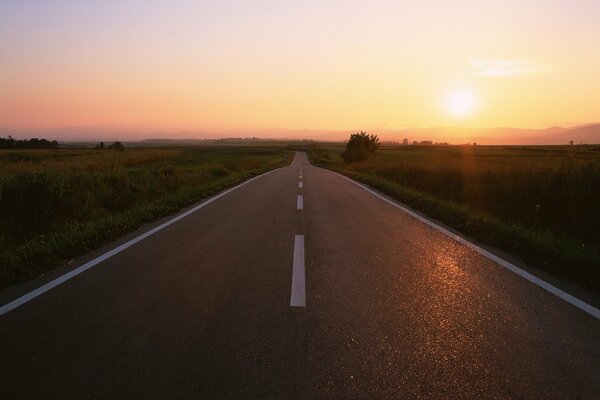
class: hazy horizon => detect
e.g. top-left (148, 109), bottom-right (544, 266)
top-left (3, 122), bottom-right (600, 146)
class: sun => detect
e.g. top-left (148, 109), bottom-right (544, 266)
top-left (444, 89), bottom-right (476, 117)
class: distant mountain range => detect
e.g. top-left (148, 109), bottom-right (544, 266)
top-left (412, 123), bottom-right (600, 145)
top-left (539, 124), bottom-right (600, 145)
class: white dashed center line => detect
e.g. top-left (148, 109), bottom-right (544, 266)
top-left (297, 195), bottom-right (303, 210)
top-left (290, 235), bottom-right (306, 307)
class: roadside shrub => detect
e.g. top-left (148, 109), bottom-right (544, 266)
top-left (341, 131), bottom-right (380, 162)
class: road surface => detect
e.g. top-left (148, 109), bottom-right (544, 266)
top-left (1, 152), bottom-right (599, 399)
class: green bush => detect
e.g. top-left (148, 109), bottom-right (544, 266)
top-left (341, 131), bottom-right (380, 162)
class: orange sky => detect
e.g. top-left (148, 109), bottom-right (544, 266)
top-left (1, 1), bottom-right (599, 140)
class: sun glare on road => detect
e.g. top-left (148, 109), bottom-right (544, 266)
top-left (444, 89), bottom-right (476, 117)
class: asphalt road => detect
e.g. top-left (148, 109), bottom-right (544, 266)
top-left (1, 152), bottom-right (599, 399)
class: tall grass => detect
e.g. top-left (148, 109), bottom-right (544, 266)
top-left (306, 144), bottom-right (600, 291)
top-left (354, 153), bottom-right (600, 246)
top-left (0, 147), bottom-right (292, 286)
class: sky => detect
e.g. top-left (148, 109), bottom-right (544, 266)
top-left (1, 0), bottom-right (600, 140)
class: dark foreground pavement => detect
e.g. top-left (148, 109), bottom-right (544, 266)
top-left (1, 152), bottom-right (599, 399)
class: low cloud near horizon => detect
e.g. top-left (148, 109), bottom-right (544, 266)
top-left (469, 58), bottom-right (554, 78)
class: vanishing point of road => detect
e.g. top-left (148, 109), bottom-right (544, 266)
top-left (1, 152), bottom-right (599, 399)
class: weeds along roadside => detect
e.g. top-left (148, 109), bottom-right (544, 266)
top-left (0, 148), bottom-right (293, 287)
top-left (301, 145), bottom-right (600, 293)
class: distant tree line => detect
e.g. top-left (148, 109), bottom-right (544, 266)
top-left (381, 139), bottom-right (452, 146)
top-left (383, 138), bottom-right (451, 146)
top-left (95, 141), bottom-right (125, 151)
top-left (0, 136), bottom-right (58, 149)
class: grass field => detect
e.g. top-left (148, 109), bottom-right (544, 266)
top-left (0, 146), bottom-right (292, 286)
top-left (300, 143), bottom-right (600, 292)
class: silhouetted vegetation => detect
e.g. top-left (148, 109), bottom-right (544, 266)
top-left (341, 131), bottom-right (380, 162)
top-left (306, 144), bottom-right (600, 292)
top-left (108, 141), bottom-right (125, 151)
top-left (0, 147), bottom-right (292, 286)
top-left (0, 136), bottom-right (58, 149)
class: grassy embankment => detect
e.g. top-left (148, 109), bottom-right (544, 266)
top-left (0, 146), bottom-right (292, 287)
top-left (298, 143), bottom-right (600, 292)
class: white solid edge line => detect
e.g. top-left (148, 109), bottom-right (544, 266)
top-left (297, 195), bottom-right (304, 210)
top-left (325, 169), bottom-right (600, 320)
top-left (299, 181), bottom-right (303, 188)
top-left (0, 165), bottom-right (289, 317)
top-left (290, 235), bottom-right (306, 307)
